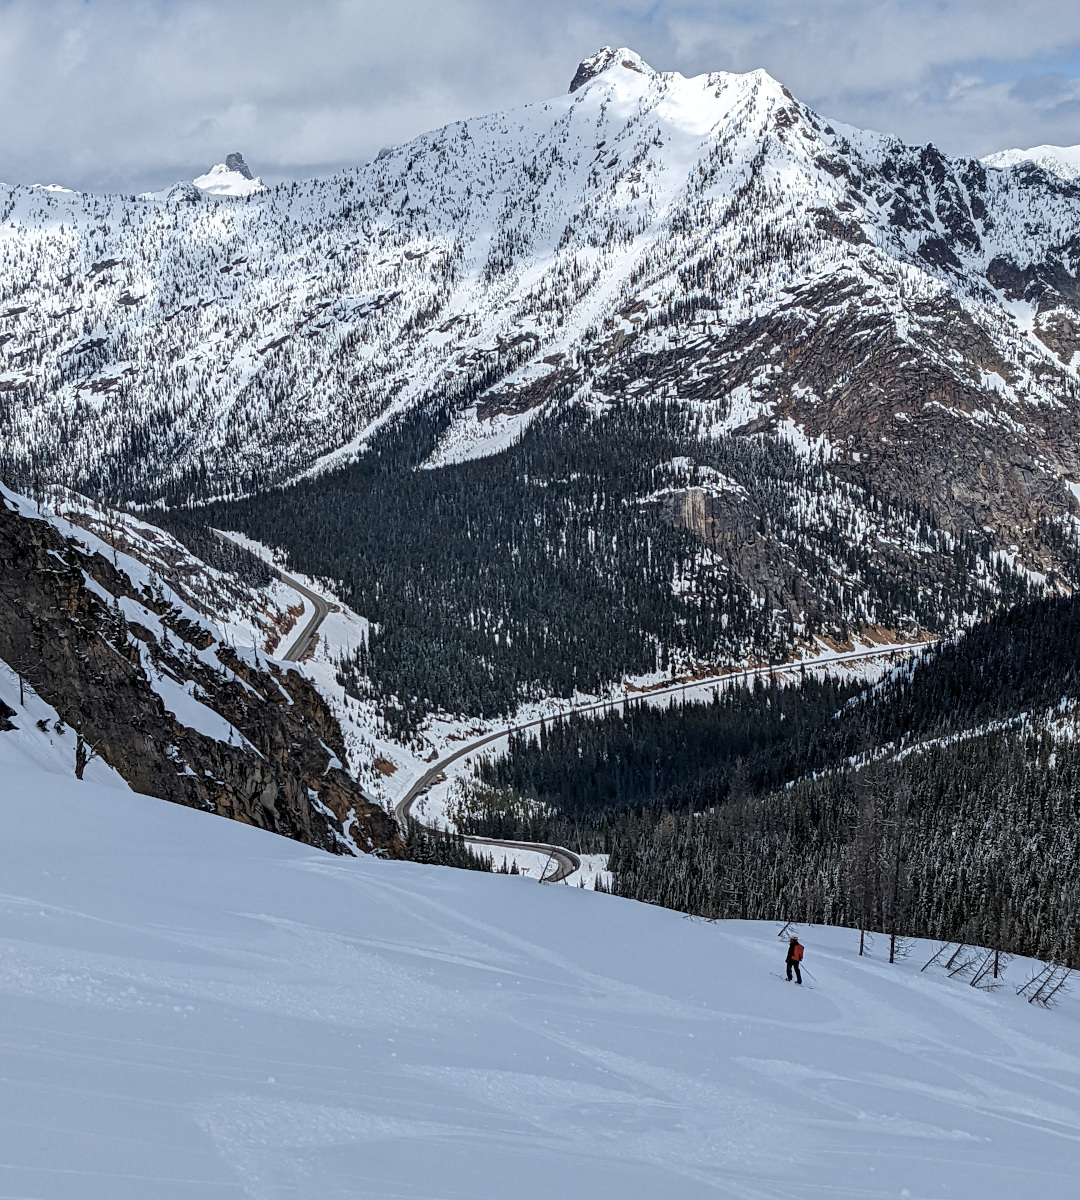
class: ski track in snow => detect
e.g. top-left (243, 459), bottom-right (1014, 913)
top-left (0, 767), bottom-right (1078, 1197)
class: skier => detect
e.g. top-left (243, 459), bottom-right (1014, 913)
top-left (786, 935), bottom-right (804, 984)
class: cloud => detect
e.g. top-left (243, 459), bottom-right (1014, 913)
top-left (0, 0), bottom-right (1077, 192)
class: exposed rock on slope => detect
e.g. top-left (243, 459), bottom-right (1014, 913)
top-left (0, 488), bottom-right (402, 857)
top-left (192, 151), bottom-right (266, 196)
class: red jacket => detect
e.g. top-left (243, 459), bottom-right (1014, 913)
top-left (788, 943), bottom-right (804, 962)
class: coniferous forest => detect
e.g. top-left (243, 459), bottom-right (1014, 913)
top-left (160, 397), bottom-right (1033, 734)
top-left (456, 594), bottom-right (1080, 963)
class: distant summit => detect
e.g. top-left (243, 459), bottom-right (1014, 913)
top-left (193, 152), bottom-right (266, 196)
top-left (982, 143), bottom-right (1080, 182)
top-left (568, 47), bottom-right (650, 93)
top-left (224, 151), bottom-right (254, 180)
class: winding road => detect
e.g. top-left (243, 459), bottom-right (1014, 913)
top-left (393, 734), bottom-right (583, 882)
top-left (213, 531), bottom-right (330, 662)
top-left (393, 639), bottom-right (933, 885)
top-left (213, 531), bottom-right (579, 879)
top-left (211, 530), bottom-right (932, 884)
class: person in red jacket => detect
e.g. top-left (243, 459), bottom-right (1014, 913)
top-left (786, 936), bottom-right (804, 984)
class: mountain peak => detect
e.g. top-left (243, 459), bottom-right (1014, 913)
top-left (224, 151), bottom-right (254, 180)
top-left (982, 143), bottom-right (1080, 182)
top-left (568, 47), bottom-right (652, 93)
top-left (193, 152), bottom-right (266, 197)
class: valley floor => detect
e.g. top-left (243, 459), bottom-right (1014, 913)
top-left (1, 763), bottom-right (1077, 1198)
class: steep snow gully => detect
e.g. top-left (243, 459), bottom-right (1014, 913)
top-left (2, 763), bottom-right (1079, 1198)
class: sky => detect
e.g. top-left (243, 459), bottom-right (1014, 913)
top-left (1, 0), bottom-right (1079, 193)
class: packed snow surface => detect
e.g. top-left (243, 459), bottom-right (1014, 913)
top-left (1, 763), bottom-right (1078, 1197)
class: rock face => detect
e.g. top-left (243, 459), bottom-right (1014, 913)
top-left (568, 47), bottom-right (647, 92)
top-left (0, 490), bottom-right (404, 858)
top-left (224, 152), bottom-right (254, 180)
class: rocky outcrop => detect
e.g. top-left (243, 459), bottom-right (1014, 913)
top-left (224, 152), bottom-right (255, 180)
top-left (569, 47), bottom-right (646, 93)
top-left (587, 272), bottom-right (1080, 581)
top-left (0, 492), bottom-right (403, 858)
top-left (167, 181), bottom-right (201, 204)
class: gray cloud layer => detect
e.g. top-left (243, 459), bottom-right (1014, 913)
top-left (1, 0), bottom-right (1077, 192)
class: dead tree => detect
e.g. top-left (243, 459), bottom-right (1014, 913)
top-left (970, 950), bottom-right (1008, 990)
top-left (1028, 966), bottom-right (1072, 1008)
top-left (921, 942), bottom-right (952, 972)
top-left (74, 733), bottom-right (100, 781)
top-left (884, 775), bottom-right (913, 965)
top-left (1016, 963), bottom-right (1055, 1000)
top-left (849, 761), bottom-right (885, 956)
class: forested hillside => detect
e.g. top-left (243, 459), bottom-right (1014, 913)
top-left (176, 398), bottom-right (1034, 728)
top-left (613, 722), bottom-right (1080, 964)
top-left (461, 594), bottom-right (1080, 961)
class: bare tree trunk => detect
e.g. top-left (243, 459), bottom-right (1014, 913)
top-left (886, 776), bottom-right (910, 966)
top-left (75, 734), bottom-right (98, 781)
top-left (75, 736), bottom-right (88, 781)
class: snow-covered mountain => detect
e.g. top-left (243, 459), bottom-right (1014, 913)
top-left (0, 51), bottom-right (1076, 494)
top-left (4, 46), bottom-right (1080, 611)
top-left (983, 142), bottom-right (1080, 182)
top-left (2, 749), bottom-right (1079, 1197)
top-left (192, 150), bottom-right (267, 196)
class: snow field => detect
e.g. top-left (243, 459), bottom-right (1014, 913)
top-left (0, 764), bottom-right (1078, 1198)
top-left (983, 143), bottom-right (1080, 181)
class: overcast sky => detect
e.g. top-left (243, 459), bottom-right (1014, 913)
top-left (2, 0), bottom-right (1079, 193)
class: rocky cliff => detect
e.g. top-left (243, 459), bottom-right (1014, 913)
top-left (0, 488), bottom-right (403, 857)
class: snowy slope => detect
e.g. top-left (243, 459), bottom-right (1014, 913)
top-left (983, 142), bottom-right (1080, 182)
top-left (4, 46), bottom-right (1080, 531)
top-left (1, 760), bottom-right (1078, 1197)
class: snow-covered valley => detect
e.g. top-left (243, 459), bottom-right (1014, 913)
top-left (2, 758), bottom-right (1079, 1199)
